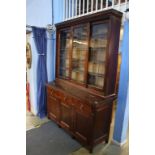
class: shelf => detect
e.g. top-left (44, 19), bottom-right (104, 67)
top-left (89, 60), bottom-right (105, 64)
top-left (60, 37), bottom-right (70, 40)
top-left (88, 72), bottom-right (104, 77)
top-left (73, 47), bottom-right (87, 50)
top-left (59, 67), bottom-right (69, 71)
top-left (70, 79), bottom-right (85, 84)
top-left (60, 54), bottom-right (69, 59)
top-left (90, 47), bottom-right (106, 51)
top-left (60, 48), bottom-right (70, 51)
top-left (72, 58), bottom-right (85, 61)
top-left (59, 76), bottom-right (70, 79)
top-left (88, 84), bottom-right (103, 89)
top-left (91, 33), bottom-right (108, 39)
top-left (72, 69), bottom-right (84, 73)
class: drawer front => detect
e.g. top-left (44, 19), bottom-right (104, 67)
top-left (47, 86), bottom-right (92, 116)
top-left (52, 89), bottom-right (65, 100)
top-left (47, 86), bottom-right (65, 101)
top-left (72, 98), bottom-right (92, 116)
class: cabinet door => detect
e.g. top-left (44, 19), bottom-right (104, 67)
top-left (88, 22), bottom-right (108, 89)
top-left (71, 24), bottom-right (88, 84)
top-left (74, 110), bottom-right (92, 144)
top-left (47, 96), bottom-right (60, 122)
top-left (60, 102), bottom-right (72, 130)
top-left (58, 29), bottom-right (71, 79)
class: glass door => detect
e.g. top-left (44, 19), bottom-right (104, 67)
top-left (59, 29), bottom-right (71, 79)
top-left (88, 22), bottom-right (108, 89)
top-left (71, 25), bottom-right (88, 84)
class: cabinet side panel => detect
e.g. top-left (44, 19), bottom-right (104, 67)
top-left (93, 105), bottom-right (112, 142)
top-left (104, 15), bottom-right (122, 95)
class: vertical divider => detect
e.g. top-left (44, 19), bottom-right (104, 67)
top-left (79, 0), bottom-right (81, 16)
top-left (83, 0), bottom-right (85, 14)
top-left (64, 0), bottom-right (66, 20)
top-left (66, 0), bottom-right (68, 19)
top-left (96, 0), bottom-right (98, 11)
top-left (75, 0), bottom-right (77, 17)
top-left (85, 22), bottom-right (91, 87)
top-left (106, 0), bottom-right (108, 8)
top-left (91, 0), bottom-right (94, 12)
top-left (69, 0), bottom-right (71, 18)
top-left (87, 0), bottom-right (89, 13)
top-left (69, 27), bottom-right (74, 80)
top-left (118, 0), bottom-right (121, 10)
top-left (101, 0), bottom-right (103, 10)
top-left (112, 0), bottom-right (114, 7)
top-left (72, 0), bottom-right (74, 18)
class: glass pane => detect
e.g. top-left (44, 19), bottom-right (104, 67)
top-left (71, 25), bottom-right (88, 83)
top-left (59, 30), bottom-right (70, 78)
top-left (88, 22), bottom-right (108, 88)
top-left (88, 75), bottom-right (104, 88)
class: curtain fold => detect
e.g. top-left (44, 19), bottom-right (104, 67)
top-left (32, 27), bottom-right (48, 118)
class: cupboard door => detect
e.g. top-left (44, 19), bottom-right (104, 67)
top-left (71, 24), bottom-right (88, 84)
top-left (88, 22), bottom-right (108, 89)
top-left (47, 96), bottom-right (60, 122)
top-left (74, 110), bottom-right (92, 144)
top-left (60, 102), bottom-right (72, 130)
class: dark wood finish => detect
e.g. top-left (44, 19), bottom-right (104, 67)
top-left (46, 80), bottom-right (115, 152)
top-left (47, 9), bottom-right (122, 153)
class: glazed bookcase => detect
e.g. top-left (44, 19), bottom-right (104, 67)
top-left (46, 9), bottom-right (122, 153)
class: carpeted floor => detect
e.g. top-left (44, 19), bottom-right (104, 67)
top-left (26, 121), bottom-right (81, 155)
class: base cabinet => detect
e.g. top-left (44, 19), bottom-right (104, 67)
top-left (46, 82), bottom-right (115, 153)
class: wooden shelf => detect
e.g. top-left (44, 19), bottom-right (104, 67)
top-left (88, 84), bottom-right (103, 89)
top-left (89, 60), bottom-right (105, 64)
top-left (72, 69), bottom-right (84, 73)
top-left (88, 72), bottom-right (104, 77)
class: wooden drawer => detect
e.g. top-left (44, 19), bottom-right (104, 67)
top-left (52, 89), bottom-right (65, 100)
top-left (72, 98), bottom-right (92, 115)
top-left (47, 86), bottom-right (65, 101)
top-left (64, 96), bottom-right (73, 106)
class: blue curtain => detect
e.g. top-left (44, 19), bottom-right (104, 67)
top-left (32, 27), bottom-right (48, 118)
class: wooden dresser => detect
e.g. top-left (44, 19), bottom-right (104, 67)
top-left (46, 9), bottom-right (122, 153)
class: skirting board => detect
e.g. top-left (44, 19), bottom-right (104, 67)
top-left (111, 139), bottom-right (127, 147)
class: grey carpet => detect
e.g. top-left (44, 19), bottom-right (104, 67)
top-left (26, 121), bottom-right (81, 155)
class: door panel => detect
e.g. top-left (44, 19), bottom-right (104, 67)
top-left (60, 102), bottom-right (72, 130)
top-left (47, 96), bottom-right (60, 121)
top-left (74, 110), bottom-right (92, 144)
